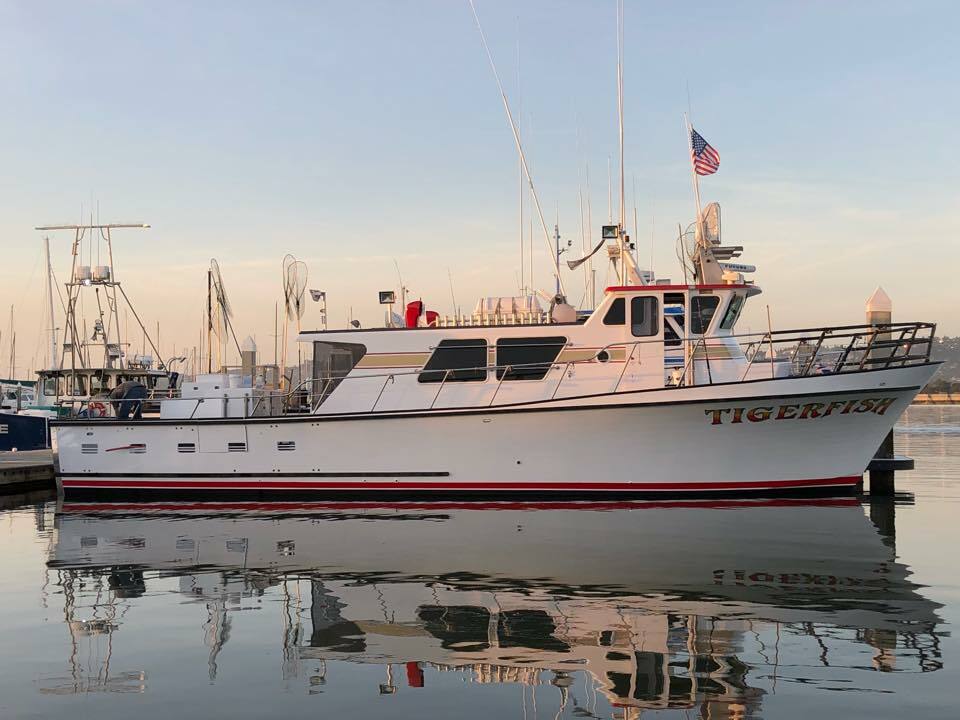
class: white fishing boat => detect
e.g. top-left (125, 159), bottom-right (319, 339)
top-left (51, 212), bottom-right (938, 497)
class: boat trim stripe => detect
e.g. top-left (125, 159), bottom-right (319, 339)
top-left (60, 476), bottom-right (861, 490)
top-left (59, 471), bottom-right (451, 479)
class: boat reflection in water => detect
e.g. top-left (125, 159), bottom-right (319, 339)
top-left (47, 497), bottom-right (942, 716)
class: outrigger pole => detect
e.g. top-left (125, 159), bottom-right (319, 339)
top-left (468, 0), bottom-right (566, 298)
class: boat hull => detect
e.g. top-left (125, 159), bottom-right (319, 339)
top-left (53, 364), bottom-right (936, 497)
top-left (0, 411), bottom-right (50, 452)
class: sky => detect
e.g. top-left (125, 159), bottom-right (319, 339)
top-left (1, 0), bottom-right (958, 374)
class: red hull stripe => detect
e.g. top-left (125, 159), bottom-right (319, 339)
top-left (61, 498), bottom-right (860, 513)
top-left (61, 476), bottom-right (861, 491)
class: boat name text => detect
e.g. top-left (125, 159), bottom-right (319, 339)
top-left (706, 396), bottom-right (896, 425)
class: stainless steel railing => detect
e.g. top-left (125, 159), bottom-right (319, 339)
top-left (54, 321), bottom-right (936, 420)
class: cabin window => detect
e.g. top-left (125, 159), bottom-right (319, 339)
top-left (67, 375), bottom-right (87, 396)
top-left (313, 342), bottom-right (368, 400)
top-left (496, 337), bottom-right (566, 381)
top-left (690, 296), bottom-right (720, 334)
top-left (719, 294), bottom-right (745, 330)
top-left (419, 339), bottom-right (487, 383)
top-left (602, 298), bottom-right (625, 325)
top-left (630, 297), bottom-right (659, 337)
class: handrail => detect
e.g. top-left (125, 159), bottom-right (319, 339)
top-left (52, 320), bottom-right (936, 420)
top-left (371, 374), bottom-right (395, 412)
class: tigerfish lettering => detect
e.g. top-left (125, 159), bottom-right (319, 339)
top-left (706, 396), bottom-right (898, 425)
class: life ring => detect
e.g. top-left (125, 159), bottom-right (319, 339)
top-left (87, 401), bottom-right (107, 418)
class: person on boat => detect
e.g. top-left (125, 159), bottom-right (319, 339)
top-left (109, 380), bottom-right (148, 419)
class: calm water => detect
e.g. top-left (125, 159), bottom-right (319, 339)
top-left (1, 406), bottom-right (958, 719)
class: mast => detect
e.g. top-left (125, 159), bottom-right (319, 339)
top-left (554, 220), bottom-right (561, 296)
top-left (206, 269), bottom-right (213, 373)
top-left (44, 236), bottom-right (57, 370)
top-left (517, 18), bottom-right (524, 295)
top-left (37, 222), bottom-right (157, 389)
top-left (7, 305), bottom-right (14, 378)
top-left (586, 164), bottom-right (596, 308)
top-left (616, 0), bottom-right (626, 285)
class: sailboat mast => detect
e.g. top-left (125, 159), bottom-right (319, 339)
top-left (7, 305), bottom-right (14, 378)
top-left (206, 269), bottom-right (213, 374)
top-left (586, 164), bottom-right (595, 308)
top-left (44, 236), bottom-right (57, 370)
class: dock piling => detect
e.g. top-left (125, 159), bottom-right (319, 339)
top-left (865, 287), bottom-right (912, 495)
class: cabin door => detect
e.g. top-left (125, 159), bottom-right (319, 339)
top-left (662, 292), bottom-right (687, 384)
top-left (616, 295), bottom-right (664, 391)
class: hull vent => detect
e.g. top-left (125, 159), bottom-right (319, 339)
top-left (177, 443), bottom-right (196, 453)
top-left (277, 441), bottom-right (296, 452)
top-left (81, 443), bottom-right (98, 454)
top-left (227, 442), bottom-right (247, 453)
top-left (129, 444), bottom-right (146, 454)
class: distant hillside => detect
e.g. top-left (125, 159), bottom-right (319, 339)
top-left (928, 336), bottom-right (960, 391)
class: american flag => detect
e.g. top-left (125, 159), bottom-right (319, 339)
top-left (690, 127), bottom-right (720, 176)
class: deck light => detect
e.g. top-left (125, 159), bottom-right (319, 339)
top-left (602, 224), bottom-right (620, 240)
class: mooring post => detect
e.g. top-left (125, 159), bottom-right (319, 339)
top-left (867, 287), bottom-right (896, 495)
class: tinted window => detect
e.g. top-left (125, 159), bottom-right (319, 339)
top-left (603, 298), bottom-right (625, 325)
top-left (690, 296), bottom-right (720, 334)
top-left (418, 606), bottom-right (490, 652)
top-left (313, 341), bottom-right (368, 399)
top-left (496, 336), bottom-right (566, 381)
top-left (419, 339), bottom-right (487, 383)
top-left (719, 294), bottom-right (745, 330)
top-left (663, 293), bottom-right (685, 347)
top-left (664, 322), bottom-right (682, 347)
top-left (630, 297), bottom-right (659, 337)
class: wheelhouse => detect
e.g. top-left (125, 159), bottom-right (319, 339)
top-left (300, 283), bottom-right (759, 414)
top-left (36, 368), bottom-right (171, 406)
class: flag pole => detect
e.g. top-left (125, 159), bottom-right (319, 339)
top-left (683, 113), bottom-right (704, 245)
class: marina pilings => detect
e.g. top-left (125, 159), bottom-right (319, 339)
top-left (865, 287), bottom-right (912, 495)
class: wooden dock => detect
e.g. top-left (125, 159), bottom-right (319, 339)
top-left (913, 393), bottom-right (960, 405)
top-left (0, 450), bottom-right (56, 494)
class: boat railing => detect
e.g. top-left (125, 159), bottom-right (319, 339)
top-left (54, 321), bottom-right (935, 419)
